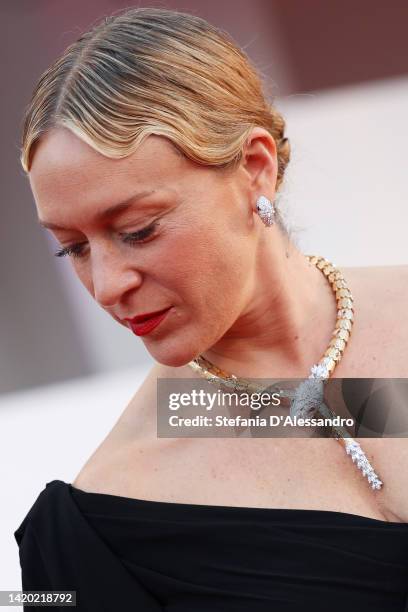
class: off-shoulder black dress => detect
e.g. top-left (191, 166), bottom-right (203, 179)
top-left (14, 480), bottom-right (408, 611)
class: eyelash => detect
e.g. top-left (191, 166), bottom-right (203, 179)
top-left (53, 222), bottom-right (159, 259)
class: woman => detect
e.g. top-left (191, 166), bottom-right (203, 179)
top-left (14, 7), bottom-right (408, 611)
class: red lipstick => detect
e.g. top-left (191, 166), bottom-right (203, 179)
top-left (125, 307), bottom-right (171, 336)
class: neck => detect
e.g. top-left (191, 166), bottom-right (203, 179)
top-left (201, 229), bottom-right (338, 379)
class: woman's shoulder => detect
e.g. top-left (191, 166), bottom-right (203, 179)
top-left (341, 262), bottom-right (408, 302)
top-left (337, 264), bottom-right (408, 521)
top-left (339, 263), bottom-right (408, 377)
top-left (14, 480), bottom-right (71, 546)
top-left (71, 361), bottom-right (185, 494)
top-left (342, 262), bottom-right (408, 304)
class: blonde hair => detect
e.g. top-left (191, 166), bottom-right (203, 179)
top-left (21, 7), bottom-right (291, 229)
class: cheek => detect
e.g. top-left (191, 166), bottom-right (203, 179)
top-left (71, 264), bottom-right (93, 295)
top-left (157, 226), bottom-right (252, 313)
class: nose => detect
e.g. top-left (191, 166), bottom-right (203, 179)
top-left (91, 244), bottom-right (143, 307)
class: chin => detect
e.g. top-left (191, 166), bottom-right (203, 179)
top-left (144, 335), bottom-right (202, 369)
top-left (143, 315), bottom-right (220, 368)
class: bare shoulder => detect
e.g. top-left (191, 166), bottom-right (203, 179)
top-left (114, 361), bottom-right (198, 434)
top-left (343, 263), bottom-right (408, 309)
top-left (71, 361), bottom-right (193, 494)
top-left (341, 264), bottom-right (408, 521)
top-left (348, 262), bottom-right (408, 348)
top-left (340, 263), bottom-right (408, 376)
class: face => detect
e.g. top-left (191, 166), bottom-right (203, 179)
top-left (29, 128), bottom-right (263, 367)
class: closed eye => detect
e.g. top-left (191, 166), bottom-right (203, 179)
top-left (53, 221), bottom-right (160, 259)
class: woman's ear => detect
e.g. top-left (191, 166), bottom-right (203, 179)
top-left (241, 127), bottom-right (278, 200)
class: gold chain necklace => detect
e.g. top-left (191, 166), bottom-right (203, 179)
top-left (187, 255), bottom-right (383, 491)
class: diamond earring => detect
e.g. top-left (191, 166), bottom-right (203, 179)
top-left (256, 195), bottom-right (276, 227)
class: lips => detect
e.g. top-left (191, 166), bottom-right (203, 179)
top-left (128, 307), bottom-right (171, 324)
top-left (125, 307), bottom-right (172, 337)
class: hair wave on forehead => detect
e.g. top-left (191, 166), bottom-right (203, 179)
top-left (20, 7), bottom-right (291, 230)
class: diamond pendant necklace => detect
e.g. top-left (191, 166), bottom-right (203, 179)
top-left (187, 255), bottom-right (383, 491)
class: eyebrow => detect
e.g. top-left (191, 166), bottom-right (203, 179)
top-left (37, 190), bottom-right (155, 230)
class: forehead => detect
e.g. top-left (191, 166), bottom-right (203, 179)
top-left (29, 128), bottom-right (186, 220)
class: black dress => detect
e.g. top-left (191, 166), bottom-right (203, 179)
top-left (14, 480), bottom-right (408, 611)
